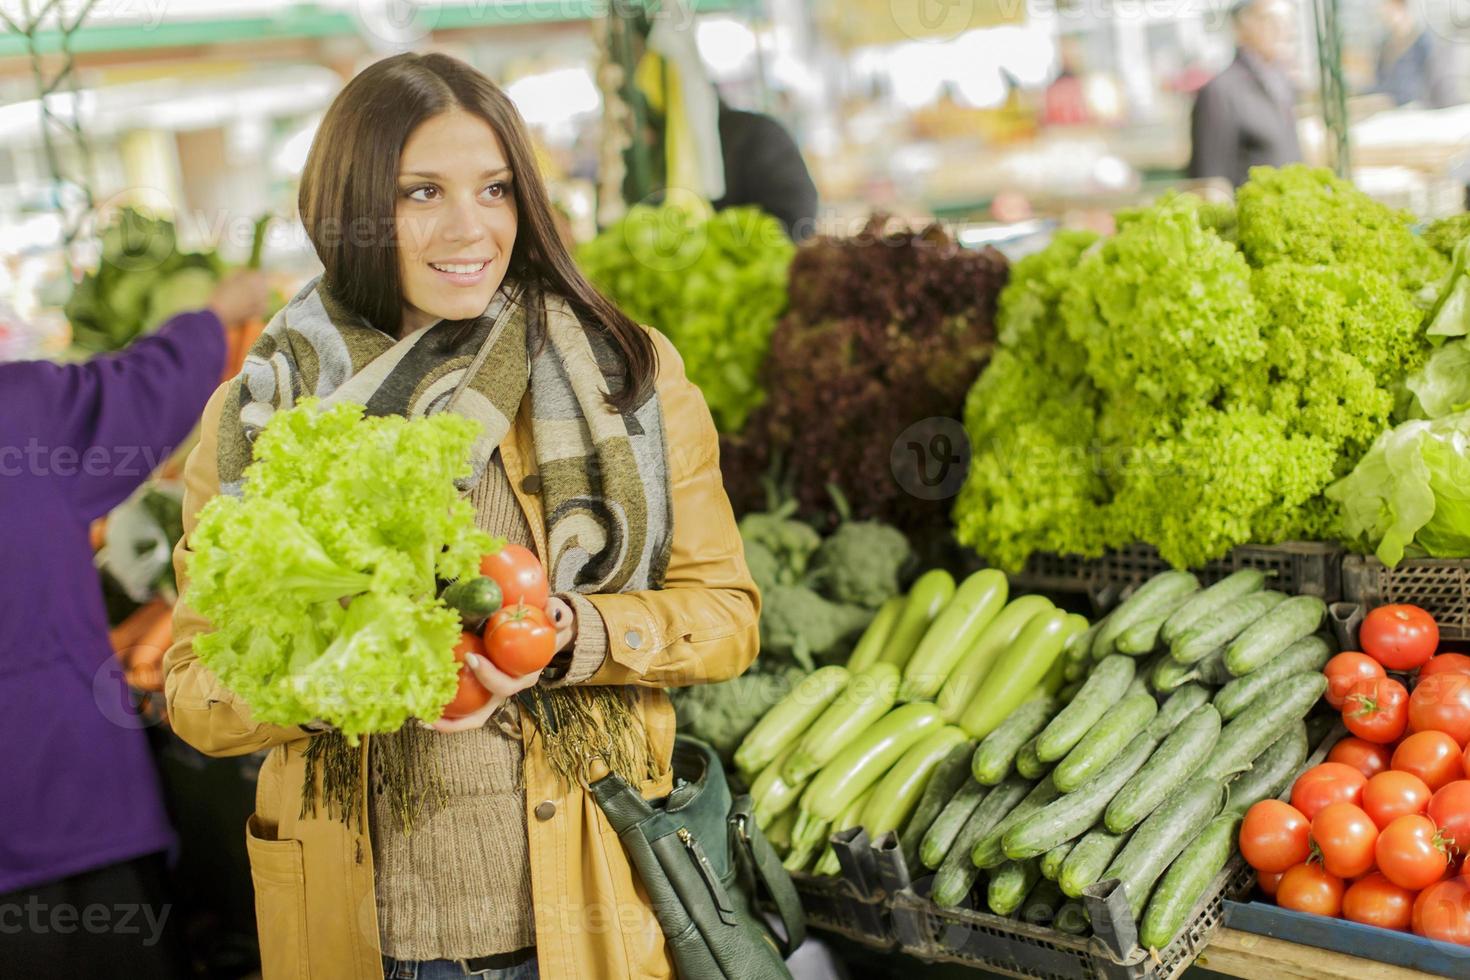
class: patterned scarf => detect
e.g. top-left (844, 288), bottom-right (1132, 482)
top-left (217, 275), bottom-right (672, 829)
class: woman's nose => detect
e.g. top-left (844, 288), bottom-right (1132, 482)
top-left (441, 195), bottom-right (488, 244)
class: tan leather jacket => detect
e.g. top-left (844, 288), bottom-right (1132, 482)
top-left (163, 329), bottom-right (760, 980)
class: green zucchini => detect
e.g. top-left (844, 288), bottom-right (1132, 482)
top-left (1020, 876), bottom-right (1065, 927)
top-left (973, 775), bottom-right (1061, 869)
top-left (988, 859), bottom-right (1041, 916)
top-left (1036, 655), bottom-right (1137, 762)
top-left (765, 808), bottom-right (796, 855)
top-left (1223, 595), bottom-right (1327, 677)
top-left (795, 701), bottom-right (943, 828)
top-left (937, 595), bottom-right (1055, 723)
top-left (900, 740), bottom-right (977, 870)
top-left (846, 595), bottom-right (904, 671)
top-left (1059, 828), bottom-right (1130, 898)
top-left (781, 663), bottom-right (899, 783)
top-left (1065, 619), bottom-right (1104, 681)
top-left (1103, 777), bottom-right (1225, 919)
top-left (1198, 673), bottom-right (1327, 781)
top-left (972, 697), bottom-right (1057, 785)
top-left (1004, 731), bottom-right (1159, 860)
top-left (880, 569), bottom-right (956, 669)
top-left (1105, 705), bottom-right (1221, 833)
top-left (1224, 723), bottom-right (1309, 813)
top-left (442, 576), bottom-right (502, 625)
top-left (1147, 684), bottom-right (1210, 740)
top-left (1092, 572), bottom-right (1200, 660)
top-left (1159, 569), bottom-right (1267, 646)
top-left (1139, 812), bottom-right (1242, 950)
top-left (1171, 590), bottom-right (1286, 665)
top-left (899, 570), bottom-right (1009, 701)
top-left (930, 775), bottom-right (1030, 907)
top-left (861, 726), bottom-right (970, 837)
top-left (735, 665), bottom-right (849, 776)
top-left (1055, 900), bottom-right (1089, 934)
top-left (1041, 838), bottom-right (1077, 881)
top-left (752, 745), bottom-right (807, 828)
top-left (919, 777), bottom-right (989, 870)
top-left (1016, 736), bottom-right (1048, 779)
top-left (1214, 636), bottom-right (1332, 720)
top-left (1052, 694), bottom-right (1159, 793)
top-left (959, 610), bottom-right (1084, 738)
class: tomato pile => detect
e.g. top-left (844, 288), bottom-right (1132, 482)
top-left (1240, 604), bottom-right (1470, 945)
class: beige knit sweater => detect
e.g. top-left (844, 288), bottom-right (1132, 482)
top-left (370, 451), bottom-right (607, 960)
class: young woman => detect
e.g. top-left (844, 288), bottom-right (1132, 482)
top-left (163, 52), bottom-right (759, 980)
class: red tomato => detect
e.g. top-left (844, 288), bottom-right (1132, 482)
top-left (1240, 799), bottom-right (1313, 873)
top-left (1324, 652), bottom-right (1388, 709)
top-left (484, 602), bottom-right (557, 677)
top-left (1312, 803), bottom-right (1380, 878)
top-left (1291, 763), bottom-right (1369, 820)
top-left (1361, 604), bottom-right (1439, 672)
top-left (1394, 730), bottom-right (1466, 792)
top-left (1412, 878), bottom-right (1470, 945)
top-left (1328, 737), bottom-right (1394, 779)
top-left (1409, 672), bottom-right (1470, 747)
top-left (1344, 676), bottom-right (1410, 744)
top-left (1377, 814), bottom-right (1450, 890)
top-left (1421, 654), bottom-right (1470, 680)
top-left (479, 544), bottom-right (550, 609)
top-left (1258, 870), bottom-right (1285, 897)
top-left (441, 632), bottom-right (492, 719)
top-left (1429, 781), bottom-right (1470, 857)
top-left (1276, 863), bottom-right (1345, 917)
top-left (1465, 741), bottom-right (1470, 781)
top-left (1363, 769), bottom-right (1432, 829)
top-left (1343, 872), bottom-right (1415, 931)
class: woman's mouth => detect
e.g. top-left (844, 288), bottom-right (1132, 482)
top-left (428, 259), bottom-right (491, 285)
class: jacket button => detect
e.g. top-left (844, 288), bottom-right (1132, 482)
top-left (520, 473), bottom-right (542, 494)
top-left (534, 801), bottom-right (556, 821)
top-left (624, 629), bottom-right (643, 649)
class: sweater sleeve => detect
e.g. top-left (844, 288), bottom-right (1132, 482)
top-left (28, 310), bottom-right (226, 520)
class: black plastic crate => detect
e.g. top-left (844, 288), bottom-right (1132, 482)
top-left (1341, 554), bottom-right (1470, 640)
top-left (1013, 542), bottom-right (1342, 610)
top-left (789, 871), bottom-right (895, 951)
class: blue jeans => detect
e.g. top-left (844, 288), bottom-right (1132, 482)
top-left (381, 954), bottom-right (539, 980)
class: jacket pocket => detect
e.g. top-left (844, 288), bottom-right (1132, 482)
top-left (245, 814), bottom-right (309, 980)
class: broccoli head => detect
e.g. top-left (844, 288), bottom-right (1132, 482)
top-left (739, 502), bottom-right (823, 580)
top-left (759, 584), bottom-right (874, 670)
top-left (669, 665), bottom-right (806, 765)
top-left (807, 520), bottom-right (911, 608)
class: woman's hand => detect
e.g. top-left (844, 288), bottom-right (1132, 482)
top-left (545, 595), bottom-right (576, 652)
top-left (429, 650), bottom-right (543, 733)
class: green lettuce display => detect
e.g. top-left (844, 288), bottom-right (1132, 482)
top-left (955, 166), bottom-right (1446, 570)
top-left (185, 401), bottom-right (495, 738)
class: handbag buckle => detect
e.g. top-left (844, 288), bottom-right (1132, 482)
top-left (733, 811), bottom-right (751, 845)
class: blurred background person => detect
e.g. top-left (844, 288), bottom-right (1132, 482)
top-left (1375, 0), bottom-right (1457, 108)
top-left (1188, 0), bottom-right (1303, 187)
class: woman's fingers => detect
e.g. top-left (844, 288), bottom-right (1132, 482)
top-left (427, 654), bottom-right (543, 732)
top-left (545, 596), bottom-right (575, 651)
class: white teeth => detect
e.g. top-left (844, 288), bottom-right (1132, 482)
top-left (430, 261), bottom-right (487, 274)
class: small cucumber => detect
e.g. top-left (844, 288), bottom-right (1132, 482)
top-left (930, 775), bottom-right (1031, 907)
top-left (1065, 619), bottom-right (1104, 678)
top-left (1020, 876), bottom-right (1065, 927)
top-left (1199, 673), bottom-right (1327, 781)
top-left (937, 595), bottom-right (1055, 723)
top-left (1147, 684), bottom-right (1210, 740)
top-left (1041, 838), bottom-right (1077, 881)
top-left (1055, 900), bottom-right (1089, 934)
top-left (442, 576), bottom-right (502, 626)
top-left (1214, 636), bottom-right (1332, 720)
top-left (901, 740), bottom-right (977, 870)
top-left (1060, 828), bottom-right (1130, 899)
top-left (920, 778), bottom-right (989, 870)
top-left (1195, 647), bottom-right (1234, 686)
top-left (1103, 776), bottom-right (1225, 919)
top-left (1004, 731), bottom-right (1159, 860)
top-left (972, 696), bottom-right (1057, 785)
top-left (735, 665), bottom-right (849, 776)
top-left (846, 595), bottom-right (904, 671)
top-left (1224, 723), bottom-right (1309, 813)
top-left (1057, 679), bottom-right (1085, 703)
top-left (1016, 736), bottom-right (1048, 779)
top-left (880, 569), bottom-right (956, 669)
top-left (1139, 812), bottom-right (1241, 950)
top-left (1223, 595), bottom-right (1327, 677)
top-left (1052, 694), bottom-right (1159, 793)
top-left (782, 663), bottom-right (899, 783)
top-left (1036, 655), bottom-right (1137, 763)
top-left (1092, 572), bottom-right (1200, 660)
top-left (1105, 705), bottom-right (1221, 833)
top-left (1171, 591), bottom-right (1286, 665)
top-left (900, 570), bottom-right (1009, 701)
top-left (973, 775), bottom-right (1061, 869)
top-left (1116, 590), bottom-right (1197, 655)
top-left (1151, 655), bottom-right (1201, 693)
top-left (988, 859), bottom-right (1041, 916)
top-left (1159, 569), bottom-right (1267, 646)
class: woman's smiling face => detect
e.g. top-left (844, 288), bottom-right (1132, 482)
top-left (395, 108), bottom-right (518, 335)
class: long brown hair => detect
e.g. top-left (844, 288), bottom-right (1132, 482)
top-left (297, 51), bottom-right (655, 409)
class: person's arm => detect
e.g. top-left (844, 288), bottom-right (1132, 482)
top-left (567, 329), bottom-right (761, 691)
top-left (1187, 82), bottom-right (1235, 182)
top-left (163, 382), bottom-right (313, 757)
top-left (1425, 37), bottom-right (1458, 109)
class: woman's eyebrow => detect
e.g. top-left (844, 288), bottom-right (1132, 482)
top-left (398, 167), bottom-right (513, 180)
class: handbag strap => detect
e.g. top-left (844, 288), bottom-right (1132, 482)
top-left (731, 794), bottom-right (806, 957)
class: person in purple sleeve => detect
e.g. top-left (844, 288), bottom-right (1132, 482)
top-left (0, 269), bottom-right (267, 978)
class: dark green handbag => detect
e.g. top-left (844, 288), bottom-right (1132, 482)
top-left (590, 736), bottom-right (806, 979)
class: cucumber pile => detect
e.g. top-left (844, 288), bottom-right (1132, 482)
top-left (738, 566), bottom-right (1336, 951)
